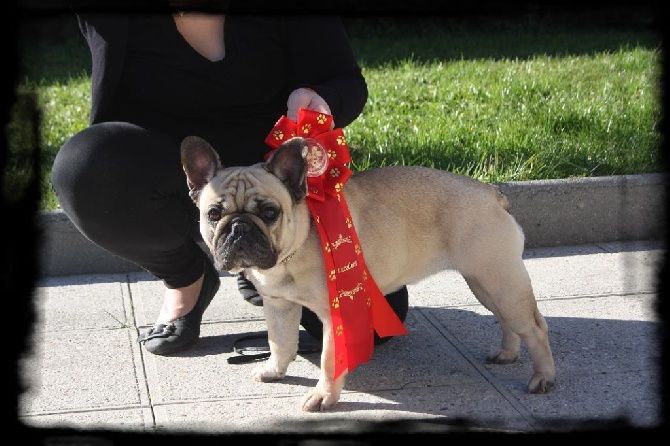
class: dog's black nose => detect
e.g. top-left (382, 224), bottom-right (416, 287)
top-left (230, 219), bottom-right (251, 236)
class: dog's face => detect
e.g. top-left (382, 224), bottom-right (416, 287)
top-left (180, 135), bottom-right (312, 273)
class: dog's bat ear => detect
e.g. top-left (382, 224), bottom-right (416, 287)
top-left (180, 136), bottom-right (222, 203)
top-left (265, 137), bottom-right (308, 202)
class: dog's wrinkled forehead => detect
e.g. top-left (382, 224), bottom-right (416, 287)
top-left (200, 165), bottom-right (289, 212)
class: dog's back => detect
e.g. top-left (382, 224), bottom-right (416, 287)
top-left (342, 165), bottom-right (525, 293)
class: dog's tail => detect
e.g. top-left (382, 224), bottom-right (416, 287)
top-left (492, 185), bottom-right (511, 213)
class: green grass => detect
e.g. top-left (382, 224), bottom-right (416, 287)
top-left (5, 11), bottom-right (664, 211)
top-left (347, 47), bottom-right (661, 182)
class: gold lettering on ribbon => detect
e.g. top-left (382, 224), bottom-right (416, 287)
top-left (339, 283), bottom-right (364, 300)
top-left (331, 233), bottom-right (352, 250)
top-left (337, 260), bottom-right (358, 274)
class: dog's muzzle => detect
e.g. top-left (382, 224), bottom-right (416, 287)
top-left (214, 216), bottom-right (277, 271)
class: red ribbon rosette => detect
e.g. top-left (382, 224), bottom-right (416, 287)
top-left (264, 109), bottom-right (351, 201)
top-left (265, 109), bottom-right (407, 380)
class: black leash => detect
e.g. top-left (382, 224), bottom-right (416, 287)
top-left (227, 332), bottom-right (322, 364)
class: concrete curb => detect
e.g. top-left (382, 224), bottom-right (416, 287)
top-left (37, 173), bottom-right (667, 277)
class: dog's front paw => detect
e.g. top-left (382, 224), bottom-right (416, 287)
top-left (301, 388), bottom-right (340, 412)
top-left (251, 363), bottom-right (286, 382)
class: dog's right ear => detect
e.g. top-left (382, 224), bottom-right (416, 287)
top-left (180, 136), bottom-right (222, 203)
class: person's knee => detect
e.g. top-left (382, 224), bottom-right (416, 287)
top-left (52, 124), bottom-right (108, 207)
top-left (52, 122), bottom-right (159, 204)
top-left (51, 129), bottom-right (88, 206)
top-left (53, 124), bottom-right (132, 221)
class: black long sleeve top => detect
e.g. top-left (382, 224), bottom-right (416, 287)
top-left (76, 12), bottom-right (368, 165)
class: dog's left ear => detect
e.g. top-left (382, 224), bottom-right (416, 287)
top-left (180, 136), bottom-right (222, 203)
top-left (265, 137), bottom-right (308, 202)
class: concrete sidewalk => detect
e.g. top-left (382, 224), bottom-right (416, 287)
top-left (18, 240), bottom-right (665, 435)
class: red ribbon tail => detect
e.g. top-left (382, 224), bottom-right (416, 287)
top-left (370, 289), bottom-right (408, 338)
top-left (265, 109), bottom-right (408, 379)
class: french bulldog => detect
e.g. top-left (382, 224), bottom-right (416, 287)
top-left (180, 135), bottom-right (556, 412)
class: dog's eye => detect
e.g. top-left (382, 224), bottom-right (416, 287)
top-left (207, 206), bottom-right (222, 222)
top-left (259, 205), bottom-right (279, 224)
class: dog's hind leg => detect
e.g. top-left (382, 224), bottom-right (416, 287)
top-left (464, 276), bottom-right (521, 363)
top-left (463, 266), bottom-right (556, 394)
top-left (520, 306), bottom-right (555, 393)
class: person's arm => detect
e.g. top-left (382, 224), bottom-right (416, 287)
top-left (75, 13), bottom-right (129, 125)
top-left (282, 15), bottom-right (368, 128)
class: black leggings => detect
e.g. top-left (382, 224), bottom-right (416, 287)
top-left (51, 122), bottom-right (209, 288)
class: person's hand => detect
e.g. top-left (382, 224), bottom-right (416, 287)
top-left (287, 88), bottom-right (334, 128)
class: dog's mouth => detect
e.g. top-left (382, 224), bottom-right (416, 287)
top-left (214, 217), bottom-right (277, 272)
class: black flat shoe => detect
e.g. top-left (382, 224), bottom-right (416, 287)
top-left (236, 272), bottom-right (263, 306)
top-left (138, 260), bottom-right (220, 355)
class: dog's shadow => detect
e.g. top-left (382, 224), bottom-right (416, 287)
top-left (191, 328), bottom-right (323, 387)
top-left (189, 305), bottom-right (660, 428)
